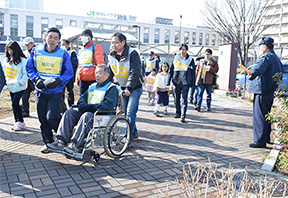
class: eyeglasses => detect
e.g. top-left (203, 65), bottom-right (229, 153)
top-left (111, 41), bottom-right (120, 45)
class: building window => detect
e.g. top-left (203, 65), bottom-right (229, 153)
top-left (212, 34), bottom-right (216, 46)
top-left (192, 32), bottom-right (196, 45)
top-left (199, 33), bottom-right (203, 45)
top-left (26, 16), bottom-right (33, 37)
top-left (205, 34), bottom-right (209, 45)
top-left (41, 17), bottom-right (49, 35)
top-left (84, 21), bottom-right (101, 33)
top-left (154, 28), bottom-right (160, 43)
top-left (144, 27), bottom-right (149, 43)
top-left (56, 19), bottom-right (63, 30)
top-left (218, 36), bottom-right (223, 45)
top-left (10, 14), bottom-right (18, 37)
top-left (70, 20), bottom-right (77, 27)
top-left (175, 30), bottom-right (179, 44)
top-left (184, 31), bottom-right (189, 44)
top-left (0, 13), bottom-right (4, 40)
top-left (164, 29), bottom-right (170, 44)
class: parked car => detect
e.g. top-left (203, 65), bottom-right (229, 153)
top-left (235, 65), bottom-right (253, 90)
top-left (235, 63), bottom-right (288, 96)
top-left (278, 62), bottom-right (288, 96)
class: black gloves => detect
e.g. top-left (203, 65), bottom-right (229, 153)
top-left (249, 73), bottom-right (256, 81)
top-left (35, 77), bottom-right (46, 90)
top-left (46, 78), bottom-right (61, 89)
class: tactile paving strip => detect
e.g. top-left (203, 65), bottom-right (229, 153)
top-left (0, 133), bottom-right (41, 156)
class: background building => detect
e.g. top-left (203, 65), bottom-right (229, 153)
top-left (0, 5), bottom-right (222, 61)
top-left (263, 0), bottom-right (288, 47)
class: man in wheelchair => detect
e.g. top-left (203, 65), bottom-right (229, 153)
top-left (47, 64), bottom-right (118, 154)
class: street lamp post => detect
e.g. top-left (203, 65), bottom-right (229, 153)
top-left (179, 15), bottom-right (182, 44)
top-left (132, 25), bottom-right (140, 50)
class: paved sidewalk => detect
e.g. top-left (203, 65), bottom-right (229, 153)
top-left (0, 91), bottom-right (277, 197)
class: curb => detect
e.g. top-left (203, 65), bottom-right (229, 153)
top-left (262, 125), bottom-right (281, 172)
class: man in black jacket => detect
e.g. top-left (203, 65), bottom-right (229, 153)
top-left (168, 43), bottom-right (195, 123)
top-left (108, 32), bottom-right (143, 144)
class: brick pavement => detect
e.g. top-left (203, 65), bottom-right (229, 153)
top-left (0, 91), bottom-right (276, 197)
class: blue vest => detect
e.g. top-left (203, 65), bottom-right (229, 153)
top-left (78, 44), bottom-right (94, 68)
top-left (34, 45), bottom-right (65, 80)
top-left (87, 81), bottom-right (114, 104)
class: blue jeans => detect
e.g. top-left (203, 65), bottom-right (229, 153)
top-left (10, 91), bottom-right (24, 122)
top-left (35, 92), bottom-right (62, 144)
top-left (121, 87), bottom-right (142, 140)
top-left (173, 82), bottom-right (189, 119)
top-left (189, 86), bottom-right (198, 103)
top-left (196, 80), bottom-right (212, 109)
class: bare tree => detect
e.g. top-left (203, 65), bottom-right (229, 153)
top-left (202, 0), bottom-right (276, 66)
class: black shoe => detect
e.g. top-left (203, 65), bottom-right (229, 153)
top-left (249, 142), bottom-right (266, 148)
top-left (189, 99), bottom-right (193, 104)
top-left (193, 102), bottom-right (197, 107)
top-left (180, 118), bottom-right (185, 123)
top-left (207, 108), bottom-right (211, 112)
top-left (22, 112), bottom-right (30, 117)
top-left (194, 107), bottom-right (200, 112)
top-left (174, 114), bottom-right (180, 118)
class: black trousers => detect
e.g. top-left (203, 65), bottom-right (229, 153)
top-left (21, 79), bottom-right (34, 114)
top-left (63, 82), bottom-right (74, 107)
top-left (35, 92), bottom-right (62, 144)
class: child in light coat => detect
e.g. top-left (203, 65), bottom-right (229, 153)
top-left (153, 62), bottom-right (172, 116)
top-left (3, 41), bottom-right (28, 131)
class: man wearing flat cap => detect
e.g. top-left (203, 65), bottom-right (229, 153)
top-left (21, 37), bottom-right (36, 117)
top-left (76, 29), bottom-right (105, 94)
top-left (248, 37), bottom-right (283, 148)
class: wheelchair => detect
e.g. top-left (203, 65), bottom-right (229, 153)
top-left (52, 109), bottom-right (131, 166)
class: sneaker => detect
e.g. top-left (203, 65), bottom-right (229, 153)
top-left (189, 99), bottom-right (193, 104)
top-left (14, 122), bottom-right (25, 131)
top-left (40, 145), bottom-right (49, 154)
top-left (153, 110), bottom-right (160, 116)
top-left (47, 139), bottom-right (65, 151)
top-left (63, 142), bottom-right (80, 154)
top-left (194, 107), bottom-right (201, 112)
top-left (180, 118), bottom-right (185, 123)
top-left (11, 122), bottom-right (19, 130)
top-left (174, 114), bottom-right (180, 118)
top-left (164, 110), bottom-right (168, 115)
top-left (120, 137), bottom-right (130, 145)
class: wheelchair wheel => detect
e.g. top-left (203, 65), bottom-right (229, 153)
top-left (103, 115), bottom-right (131, 158)
top-left (91, 151), bottom-right (100, 166)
